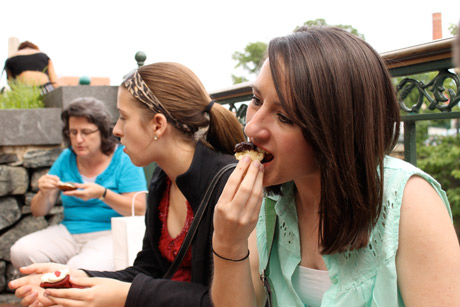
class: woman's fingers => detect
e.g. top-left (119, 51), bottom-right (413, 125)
top-left (242, 161), bottom-right (264, 223)
top-left (218, 156), bottom-right (253, 202)
top-left (15, 285), bottom-right (32, 297)
top-left (69, 276), bottom-right (94, 288)
top-left (229, 159), bottom-right (264, 214)
top-left (21, 290), bottom-right (37, 306)
top-left (44, 288), bottom-right (86, 306)
top-left (20, 263), bottom-right (66, 275)
top-left (214, 158), bottom-right (264, 239)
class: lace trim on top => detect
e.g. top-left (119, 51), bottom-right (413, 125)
top-left (292, 265), bottom-right (331, 307)
top-left (158, 178), bottom-right (194, 281)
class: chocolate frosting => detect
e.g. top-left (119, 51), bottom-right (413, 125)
top-left (234, 142), bottom-right (257, 153)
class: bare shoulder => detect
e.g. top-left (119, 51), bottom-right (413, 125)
top-left (397, 175), bottom-right (460, 305)
top-left (399, 175), bottom-right (456, 250)
top-left (401, 175), bottom-right (448, 217)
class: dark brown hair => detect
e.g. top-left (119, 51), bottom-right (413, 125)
top-left (61, 97), bottom-right (118, 155)
top-left (268, 27), bottom-right (400, 254)
top-left (129, 62), bottom-right (245, 155)
top-left (18, 41), bottom-right (39, 50)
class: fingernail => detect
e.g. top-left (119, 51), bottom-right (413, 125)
top-left (253, 160), bottom-right (260, 167)
top-left (243, 156), bottom-right (251, 163)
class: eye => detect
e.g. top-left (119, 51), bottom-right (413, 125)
top-left (277, 112), bottom-right (293, 125)
top-left (250, 95), bottom-right (262, 107)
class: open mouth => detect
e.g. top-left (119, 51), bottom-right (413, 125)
top-left (261, 152), bottom-right (274, 163)
top-left (234, 142), bottom-right (274, 163)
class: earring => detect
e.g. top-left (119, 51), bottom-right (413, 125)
top-left (153, 135), bottom-right (158, 140)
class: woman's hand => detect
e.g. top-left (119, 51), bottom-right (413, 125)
top-left (213, 156), bottom-right (264, 261)
top-left (64, 182), bottom-right (105, 201)
top-left (43, 277), bottom-right (130, 307)
top-left (211, 156), bottom-right (265, 307)
top-left (8, 263), bottom-right (87, 307)
top-left (37, 174), bottom-right (60, 195)
top-left (31, 175), bottom-right (61, 216)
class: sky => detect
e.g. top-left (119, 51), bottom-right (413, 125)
top-left (1, 0), bottom-right (459, 93)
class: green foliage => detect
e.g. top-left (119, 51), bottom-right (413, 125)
top-left (449, 23), bottom-right (459, 36)
top-left (295, 18), bottom-right (365, 40)
top-left (231, 74), bottom-right (248, 84)
top-left (417, 136), bottom-right (460, 218)
top-left (0, 80), bottom-right (44, 109)
top-left (231, 41), bottom-right (267, 84)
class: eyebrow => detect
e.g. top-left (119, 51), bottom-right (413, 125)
top-left (252, 85), bottom-right (282, 107)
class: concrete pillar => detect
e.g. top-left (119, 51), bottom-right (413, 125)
top-left (7, 37), bottom-right (19, 57)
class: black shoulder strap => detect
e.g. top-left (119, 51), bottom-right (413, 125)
top-left (162, 162), bottom-right (237, 279)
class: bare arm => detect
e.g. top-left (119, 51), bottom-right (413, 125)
top-left (212, 156), bottom-right (265, 307)
top-left (397, 176), bottom-right (460, 306)
top-left (30, 174), bottom-right (60, 216)
top-left (249, 230), bottom-right (266, 307)
top-left (64, 183), bottom-right (146, 216)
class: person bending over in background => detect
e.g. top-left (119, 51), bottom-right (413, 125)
top-left (4, 41), bottom-right (58, 93)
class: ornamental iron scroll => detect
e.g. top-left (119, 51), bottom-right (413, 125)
top-left (228, 102), bottom-right (248, 126)
top-left (397, 69), bottom-right (460, 113)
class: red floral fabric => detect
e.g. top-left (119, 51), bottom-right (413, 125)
top-left (158, 179), bottom-right (194, 282)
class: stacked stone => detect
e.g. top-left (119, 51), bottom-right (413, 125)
top-left (0, 147), bottom-right (62, 294)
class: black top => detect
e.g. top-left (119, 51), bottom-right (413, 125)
top-left (5, 53), bottom-right (50, 78)
top-left (85, 141), bottom-right (237, 306)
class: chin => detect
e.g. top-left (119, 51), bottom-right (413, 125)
top-left (130, 156), bottom-right (148, 167)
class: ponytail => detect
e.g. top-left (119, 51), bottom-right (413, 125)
top-left (204, 103), bottom-right (245, 155)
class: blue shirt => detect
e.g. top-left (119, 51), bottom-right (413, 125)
top-left (257, 156), bottom-right (451, 306)
top-left (49, 145), bottom-right (147, 234)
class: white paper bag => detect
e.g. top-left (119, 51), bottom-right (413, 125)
top-left (111, 191), bottom-right (147, 270)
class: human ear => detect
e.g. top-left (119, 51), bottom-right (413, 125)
top-left (150, 113), bottom-right (168, 138)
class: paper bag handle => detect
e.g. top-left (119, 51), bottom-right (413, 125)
top-left (131, 191), bottom-right (148, 216)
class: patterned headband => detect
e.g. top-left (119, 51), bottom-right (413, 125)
top-left (122, 70), bottom-right (193, 134)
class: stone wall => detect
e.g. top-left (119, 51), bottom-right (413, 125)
top-left (0, 85), bottom-right (119, 299)
top-left (0, 146), bottom-right (63, 294)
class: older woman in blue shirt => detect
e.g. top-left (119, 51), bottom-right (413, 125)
top-left (10, 97), bottom-right (147, 271)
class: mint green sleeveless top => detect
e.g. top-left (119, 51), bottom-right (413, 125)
top-left (257, 156), bottom-right (451, 307)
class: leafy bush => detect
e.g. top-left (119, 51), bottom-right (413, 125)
top-left (417, 136), bottom-right (460, 220)
top-left (0, 80), bottom-right (44, 109)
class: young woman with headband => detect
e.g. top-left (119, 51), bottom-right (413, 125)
top-left (10, 62), bottom-right (245, 307)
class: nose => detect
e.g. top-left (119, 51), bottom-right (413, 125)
top-left (75, 132), bottom-right (84, 142)
top-left (113, 118), bottom-right (122, 137)
top-left (244, 106), bottom-right (269, 143)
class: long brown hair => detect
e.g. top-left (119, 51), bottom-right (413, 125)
top-left (268, 27), bottom-right (400, 254)
top-left (131, 62), bottom-right (244, 155)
